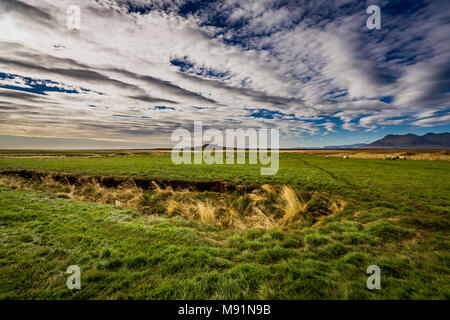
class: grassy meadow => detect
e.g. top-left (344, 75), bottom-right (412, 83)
top-left (0, 151), bottom-right (448, 299)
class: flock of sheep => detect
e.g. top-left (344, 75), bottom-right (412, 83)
top-left (384, 155), bottom-right (407, 160)
top-left (322, 155), bottom-right (407, 160)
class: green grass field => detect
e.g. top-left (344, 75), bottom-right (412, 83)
top-left (0, 152), bottom-right (449, 299)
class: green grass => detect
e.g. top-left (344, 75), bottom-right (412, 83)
top-left (0, 185), bottom-right (448, 299)
top-left (0, 153), bottom-right (448, 205)
top-left (0, 152), bottom-right (449, 299)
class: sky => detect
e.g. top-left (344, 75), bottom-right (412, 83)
top-left (0, 0), bottom-right (449, 149)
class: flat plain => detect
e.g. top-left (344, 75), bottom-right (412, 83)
top-left (0, 150), bottom-right (448, 299)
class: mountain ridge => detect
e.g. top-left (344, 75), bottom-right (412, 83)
top-left (361, 132), bottom-right (450, 149)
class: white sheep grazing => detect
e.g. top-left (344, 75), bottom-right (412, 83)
top-left (343, 155), bottom-right (348, 159)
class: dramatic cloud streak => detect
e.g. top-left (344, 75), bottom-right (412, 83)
top-left (0, 0), bottom-right (448, 147)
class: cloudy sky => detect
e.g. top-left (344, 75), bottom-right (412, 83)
top-left (0, 0), bottom-right (449, 148)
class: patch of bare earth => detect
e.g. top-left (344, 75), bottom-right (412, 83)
top-left (0, 170), bottom-right (347, 230)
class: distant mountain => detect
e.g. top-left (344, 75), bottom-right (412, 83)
top-left (323, 143), bottom-right (368, 149)
top-left (362, 132), bottom-right (450, 149)
top-left (422, 132), bottom-right (450, 146)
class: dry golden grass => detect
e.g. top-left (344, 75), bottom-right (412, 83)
top-left (313, 198), bottom-right (348, 227)
top-left (0, 174), bottom-right (347, 230)
top-left (330, 198), bottom-right (347, 214)
top-left (166, 199), bottom-right (183, 216)
top-left (197, 201), bottom-right (216, 224)
top-left (277, 185), bottom-right (308, 226)
top-left (261, 184), bottom-right (276, 195)
top-left (244, 207), bottom-right (277, 229)
top-left (283, 149), bottom-right (450, 160)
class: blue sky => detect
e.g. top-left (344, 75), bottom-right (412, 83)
top-left (0, 0), bottom-right (449, 148)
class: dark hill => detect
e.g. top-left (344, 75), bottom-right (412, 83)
top-left (363, 132), bottom-right (450, 149)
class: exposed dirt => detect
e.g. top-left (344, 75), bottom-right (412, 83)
top-left (0, 169), bottom-right (235, 192)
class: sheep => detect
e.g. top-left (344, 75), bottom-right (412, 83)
top-left (343, 155), bottom-right (349, 159)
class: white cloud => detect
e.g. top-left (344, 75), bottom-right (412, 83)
top-left (0, 0), bottom-right (448, 146)
top-left (411, 114), bottom-right (450, 127)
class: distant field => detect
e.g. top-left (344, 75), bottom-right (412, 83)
top-left (1, 148), bottom-right (448, 160)
top-left (0, 152), bottom-right (448, 208)
top-left (283, 149), bottom-right (450, 161)
top-left (0, 151), bottom-right (449, 299)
